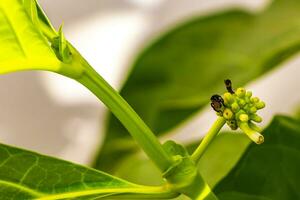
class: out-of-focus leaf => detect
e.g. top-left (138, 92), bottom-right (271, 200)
top-left (94, 0), bottom-right (300, 171)
top-left (0, 143), bottom-right (175, 200)
top-left (196, 133), bottom-right (250, 188)
top-left (215, 115), bottom-right (300, 200)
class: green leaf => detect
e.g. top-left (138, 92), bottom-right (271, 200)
top-left (0, 0), bottom-right (59, 73)
top-left (215, 115), bottom-right (300, 200)
top-left (0, 0), bottom-right (82, 78)
top-left (0, 143), bottom-right (176, 200)
top-left (196, 133), bottom-right (250, 188)
top-left (94, 0), bottom-right (300, 171)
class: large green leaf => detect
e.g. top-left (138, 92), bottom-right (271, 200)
top-left (0, 0), bottom-right (60, 73)
top-left (0, 0), bottom-right (82, 78)
top-left (0, 143), bottom-right (176, 200)
top-left (94, 0), bottom-right (300, 171)
top-left (215, 115), bottom-right (300, 200)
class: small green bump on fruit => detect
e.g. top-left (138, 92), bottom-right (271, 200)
top-left (249, 106), bottom-right (257, 114)
top-left (236, 87), bottom-right (246, 97)
top-left (255, 101), bottom-right (265, 109)
top-left (251, 114), bottom-right (262, 123)
top-left (224, 92), bottom-right (234, 104)
top-left (251, 97), bottom-right (259, 103)
top-left (239, 114), bottom-right (249, 122)
top-left (245, 97), bottom-right (250, 103)
top-left (238, 99), bottom-right (246, 107)
top-left (243, 104), bottom-right (249, 110)
top-left (223, 108), bottom-right (233, 119)
top-left (235, 110), bottom-right (245, 121)
top-left (231, 102), bottom-right (240, 112)
top-left (246, 91), bottom-right (252, 98)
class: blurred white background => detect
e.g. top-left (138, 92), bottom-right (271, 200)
top-left (0, 0), bottom-right (299, 165)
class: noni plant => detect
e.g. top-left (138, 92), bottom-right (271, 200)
top-left (0, 0), bottom-right (299, 200)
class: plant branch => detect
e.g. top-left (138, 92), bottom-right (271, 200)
top-left (74, 53), bottom-right (173, 172)
top-left (191, 117), bottom-right (226, 163)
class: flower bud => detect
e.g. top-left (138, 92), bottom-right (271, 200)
top-left (250, 114), bottom-right (262, 123)
top-left (249, 122), bottom-right (262, 132)
top-left (236, 88), bottom-right (246, 98)
top-left (239, 122), bottom-right (264, 144)
top-left (245, 91), bottom-right (252, 98)
top-left (238, 99), bottom-right (246, 107)
top-left (249, 106), bottom-right (257, 114)
top-left (255, 101), bottom-right (265, 109)
top-left (251, 97), bottom-right (259, 103)
top-left (239, 114), bottom-right (249, 122)
top-left (231, 102), bottom-right (240, 112)
top-left (223, 92), bottom-right (234, 105)
top-left (223, 108), bottom-right (233, 119)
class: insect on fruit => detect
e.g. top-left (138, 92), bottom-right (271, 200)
top-left (210, 94), bottom-right (224, 114)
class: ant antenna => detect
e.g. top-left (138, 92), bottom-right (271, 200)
top-left (224, 79), bottom-right (234, 94)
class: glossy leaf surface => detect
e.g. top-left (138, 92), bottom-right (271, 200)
top-left (215, 116), bottom-right (300, 200)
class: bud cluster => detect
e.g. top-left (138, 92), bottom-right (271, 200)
top-left (211, 81), bottom-right (265, 144)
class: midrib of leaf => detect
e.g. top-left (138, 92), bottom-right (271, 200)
top-left (0, 178), bottom-right (170, 200)
top-left (37, 186), bottom-right (169, 200)
top-left (0, 178), bottom-right (171, 200)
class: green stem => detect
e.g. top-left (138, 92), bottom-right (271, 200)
top-left (76, 58), bottom-right (172, 172)
top-left (183, 175), bottom-right (218, 200)
top-left (191, 117), bottom-right (226, 163)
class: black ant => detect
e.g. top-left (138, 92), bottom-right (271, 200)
top-left (210, 79), bottom-right (235, 113)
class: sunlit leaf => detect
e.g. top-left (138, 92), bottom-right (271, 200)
top-left (0, 0), bottom-right (59, 73)
top-left (0, 0), bottom-right (82, 78)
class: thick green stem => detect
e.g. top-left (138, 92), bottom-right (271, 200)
top-left (191, 117), bottom-right (226, 163)
top-left (76, 60), bottom-right (172, 172)
top-left (183, 175), bottom-right (218, 200)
